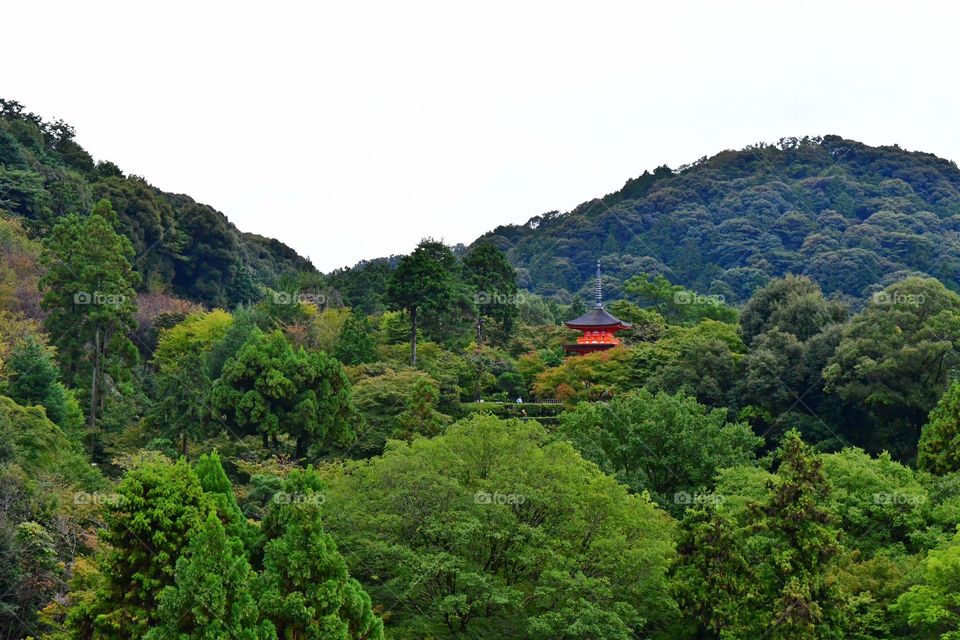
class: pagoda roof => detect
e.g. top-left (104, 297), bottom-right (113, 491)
top-left (564, 306), bottom-right (632, 329)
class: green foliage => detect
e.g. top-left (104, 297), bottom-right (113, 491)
top-left (333, 310), bottom-right (376, 365)
top-left (476, 137), bottom-right (960, 302)
top-left (254, 468), bottom-right (384, 640)
top-left (892, 528), bottom-right (960, 638)
top-left (558, 389), bottom-right (761, 512)
top-left (821, 448), bottom-right (929, 556)
top-left (624, 272), bottom-right (738, 325)
top-left (624, 319), bottom-right (746, 406)
top-left (673, 431), bottom-right (853, 638)
top-left (152, 309), bottom-right (233, 371)
top-left (211, 330), bottom-right (356, 458)
top-left (145, 512), bottom-right (273, 640)
top-left (385, 238), bottom-right (458, 365)
top-left (918, 381), bottom-right (960, 474)
top-left (2, 335), bottom-right (82, 436)
top-left (324, 414), bottom-right (677, 638)
top-left (82, 459), bottom-right (211, 638)
top-left (824, 277), bottom-right (960, 457)
top-left (39, 204), bottom-right (140, 430)
top-left (349, 368), bottom-right (447, 457)
top-left (463, 242), bottom-right (520, 342)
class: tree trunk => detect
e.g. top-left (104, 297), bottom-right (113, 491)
top-left (182, 430), bottom-right (189, 458)
top-left (296, 435), bottom-right (306, 460)
top-left (88, 328), bottom-right (100, 431)
top-left (410, 307), bottom-right (418, 366)
top-left (476, 313), bottom-right (483, 345)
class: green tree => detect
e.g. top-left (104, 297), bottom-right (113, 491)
top-left (80, 459), bottom-right (211, 639)
top-left (333, 310), bottom-right (376, 365)
top-left (194, 450), bottom-right (254, 547)
top-left (145, 512), bottom-right (274, 640)
top-left (349, 369), bottom-right (447, 457)
top-left (210, 330), bottom-right (356, 458)
top-left (739, 274), bottom-right (847, 346)
top-left (463, 242), bottom-right (519, 343)
top-left (385, 238), bottom-right (457, 365)
top-left (918, 381), bottom-right (960, 474)
top-left (673, 431), bottom-right (851, 639)
top-left (324, 414), bottom-right (677, 638)
top-left (148, 310), bottom-right (233, 456)
top-left (2, 335), bottom-right (83, 437)
top-left (254, 469), bottom-right (384, 640)
top-left (824, 277), bottom-right (960, 457)
top-left (558, 389), bottom-right (760, 512)
top-left (892, 528), bottom-right (960, 638)
top-left (623, 273), bottom-right (738, 325)
top-left (39, 200), bottom-right (140, 430)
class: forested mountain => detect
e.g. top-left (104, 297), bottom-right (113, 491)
top-left (7, 99), bottom-right (960, 640)
top-left (475, 136), bottom-right (960, 303)
top-left (0, 99), bottom-right (315, 307)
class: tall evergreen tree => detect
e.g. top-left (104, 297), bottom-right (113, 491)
top-left (38, 199), bottom-right (140, 430)
top-left (145, 512), bottom-right (274, 640)
top-left (385, 238), bottom-right (456, 366)
top-left (2, 335), bottom-right (82, 435)
top-left (254, 469), bottom-right (384, 640)
top-left (210, 330), bottom-right (356, 458)
top-left (79, 460), bottom-right (211, 639)
top-left (462, 242), bottom-right (519, 343)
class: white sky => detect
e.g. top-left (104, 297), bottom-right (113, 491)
top-left (5, 0), bottom-right (960, 271)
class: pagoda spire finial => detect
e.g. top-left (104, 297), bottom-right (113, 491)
top-left (595, 259), bottom-right (603, 309)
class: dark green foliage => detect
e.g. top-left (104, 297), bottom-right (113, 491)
top-left (39, 203), bottom-right (140, 430)
top-left (824, 277), bottom-right (960, 456)
top-left (386, 238), bottom-right (458, 365)
top-left (2, 335), bottom-right (82, 436)
top-left (333, 310), bottom-right (376, 365)
top-left (559, 389), bottom-right (761, 512)
top-left (463, 242), bottom-right (520, 342)
top-left (917, 381), bottom-right (960, 474)
top-left (211, 330), bottom-right (356, 458)
top-left (475, 137), bottom-right (960, 303)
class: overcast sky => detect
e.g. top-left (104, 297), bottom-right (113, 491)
top-left (5, 0), bottom-right (960, 271)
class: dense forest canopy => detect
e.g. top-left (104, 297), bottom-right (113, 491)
top-left (4, 100), bottom-right (960, 639)
top-left (470, 135), bottom-right (960, 304)
top-left (0, 98), bottom-right (316, 308)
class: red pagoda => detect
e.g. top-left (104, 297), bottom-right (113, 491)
top-left (564, 261), bottom-right (632, 355)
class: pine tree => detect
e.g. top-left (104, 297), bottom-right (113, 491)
top-left (2, 335), bottom-right (82, 435)
top-left (146, 512), bottom-right (274, 640)
top-left (254, 469), bottom-right (384, 640)
top-left (752, 431), bottom-right (849, 639)
top-left (463, 242), bottom-right (519, 343)
top-left (195, 451), bottom-right (255, 548)
top-left (38, 200), bottom-right (140, 430)
top-left (82, 460), bottom-right (211, 639)
top-left (385, 238), bottom-right (457, 366)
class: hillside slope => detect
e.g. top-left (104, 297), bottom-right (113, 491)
top-left (0, 99), bottom-right (315, 307)
top-left (477, 136), bottom-right (960, 303)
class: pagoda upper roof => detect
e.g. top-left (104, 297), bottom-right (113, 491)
top-left (564, 306), bottom-right (632, 329)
